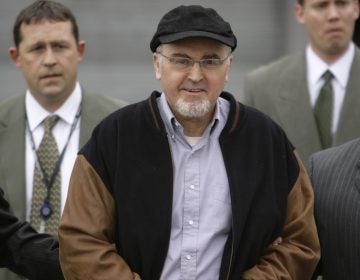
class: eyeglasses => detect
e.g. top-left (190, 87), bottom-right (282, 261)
top-left (156, 52), bottom-right (231, 71)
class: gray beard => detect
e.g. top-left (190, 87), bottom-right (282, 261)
top-left (175, 98), bottom-right (211, 118)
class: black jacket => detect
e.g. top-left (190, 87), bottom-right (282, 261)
top-left (0, 188), bottom-right (63, 279)
top-left (60, 91), bottom-right (319, 279)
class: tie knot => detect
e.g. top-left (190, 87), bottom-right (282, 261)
top-left (322, 70), bottom-right (333, 83)
top-left (43, 115), bottom-right (59, 131)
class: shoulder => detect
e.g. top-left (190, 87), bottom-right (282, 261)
top-left (0, 95), bottom-right (25, 124)
top-left (235, 103), bottom-right (300, 191)
top-left (309, 138), bottom-right (360, 171)
top-left (240, 103), bottom-right (287, 137)
top-left (81, 91), bottom-right (129, 125)
top-left (87, 99), bottom-right (147, 138)
top-left (354, 46), bottom-right (360, 58)
top-left (82, 91), bottom-right (128, 111)
top-left (245, 52), bottom-right (303, 82)
top-left (0, 95), bottom-right (24, 111)
top-left (79, 99), bottom-right (149, 174)
top-left (351, 46), bottom-right (360, 68)
top-left (228, 102), bottom-right (296, 160)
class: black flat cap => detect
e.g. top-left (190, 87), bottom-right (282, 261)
top-left (150, 5), bottom-right (237, 52)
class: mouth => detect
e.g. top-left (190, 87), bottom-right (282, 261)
top-left (326, 27), bottom-right (343, 35)
top-left (40, 73), bottom-right (61, 80)
top-left (182, 88), bottom-right (206, 94)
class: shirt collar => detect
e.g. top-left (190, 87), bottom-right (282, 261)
top-left (26, 82), bottom-right (82, 131)
top-left (307, 43), bottom-right (354, 88)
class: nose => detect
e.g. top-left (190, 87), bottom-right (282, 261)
top-left (187, 62), bottom-right (204, 82)
top-left (43, 48), bottom-right (57, 67)
top-left (327, 3), bottom-right (340, 20)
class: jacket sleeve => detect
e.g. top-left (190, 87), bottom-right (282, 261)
top-left (59, 155), bottom-right (141, 280)
top-left (0, 188), bottom-right (63, 280)
top-left (242, 151), bottom-right (320, 280)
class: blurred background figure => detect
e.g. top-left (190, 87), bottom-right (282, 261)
top-left (242, 0), bottom-right (360, 164)
top-left (0, 1), bottom-right (125, 279)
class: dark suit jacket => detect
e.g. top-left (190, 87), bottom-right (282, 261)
top-left (242, 48), bottom-right (360, 164)
top-left (308, 138), bottom-right (360, 279)
top-left (0, 91), bottom-right (125, 280)
top-left (0, 187), bottom-right (63, 279)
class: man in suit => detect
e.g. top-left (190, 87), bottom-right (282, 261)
top-left (242, 0), bottom-right (360, 164)
top-left (0, 1), bottom-right (125, 279)
top-left (0, 187), bottom-right (63, 280)
top-left (308, 138), bottom-right (360, 279)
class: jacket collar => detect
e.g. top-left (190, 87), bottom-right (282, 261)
top-left (147, 90), bottom-right (241, 135)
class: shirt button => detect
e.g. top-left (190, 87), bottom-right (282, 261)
top-left (189, 220), bottom-right (194, 225)
top-left (186, 254), bottom-right (191, 260)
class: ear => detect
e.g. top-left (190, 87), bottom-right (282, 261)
top-left (294, 3), bottom-right (306, 25)
top-left (8, 47), bottom-right (21, 68)
top-left (225, 56), bottom-right (232, 82)
top-left (77, 40), bottom-right (86, 62)
top-left (153, 52), bottom-right (162, 80)
top-left (354, 0), bottom-right (360, 20)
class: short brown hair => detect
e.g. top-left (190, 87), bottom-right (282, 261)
top-left (13, 1), bottom-right (79, 48)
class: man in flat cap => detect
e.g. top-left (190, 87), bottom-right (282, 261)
top-left (59, 5), bottom-right (320, 279)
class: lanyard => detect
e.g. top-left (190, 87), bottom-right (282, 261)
top-left (26, 105), bottom-right (81, 201)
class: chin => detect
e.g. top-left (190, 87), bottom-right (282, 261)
top-left (175, 99), bottom-right (211, 118)
top-left (327, 42), bottom-right (348, 56)
top-left (41, 90), bottom-right (67, 101)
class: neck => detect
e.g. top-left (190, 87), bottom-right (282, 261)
top-left (31, 93), bottom-right (70, 113)
top-left (311, 43), bottom-right (350, 65)
top-left (40, 100), bottom-right (66, 113)
top-left (176, 113), bottom-right (213, 137)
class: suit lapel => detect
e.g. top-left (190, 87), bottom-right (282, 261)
top-left (335, 48), bottom-right (360, 145)
top-left (0, 96), bottom-right (27, 220)
top-left (274, 53), bottom-right (321, 160)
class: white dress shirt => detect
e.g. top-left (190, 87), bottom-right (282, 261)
top-left (25, 82), bottom-right (82, 220)
top-left (306, 43), bottom-right (355, 133)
